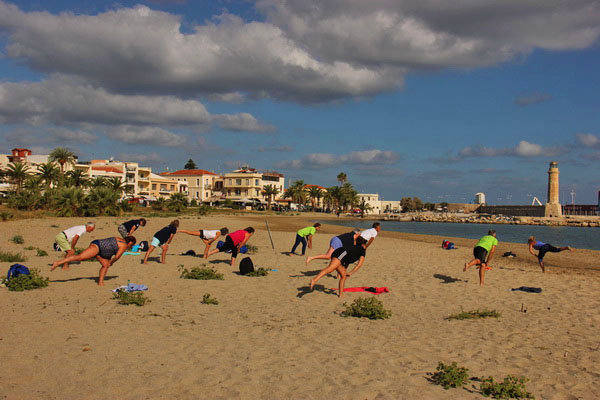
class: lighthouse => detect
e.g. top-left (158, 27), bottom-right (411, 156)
top-left (544, 161), bottom-right (562, 217)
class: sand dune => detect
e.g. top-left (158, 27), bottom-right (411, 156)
top-left (1, 215), bottom-right (599, 399)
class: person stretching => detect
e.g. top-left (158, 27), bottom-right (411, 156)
top-left (290, 223), bottom-right (321, 256)
top-left (206, 227), bottom-right (254, 267)
top-left (463, 230), bottom-right (498, 286)
top-left (309, 236), bottom-right (368, 298)
top-left (178, 227), bottom-right (229, 258)
top-left (527, 236), bottom-right (572, 273)
top-left (360, 222), bottom-right (381, 249)
top-left (54, 222), bottom-right (95, 270)
top-left (306, 229), bottom-right (361, 265)
top-left (118, 218), bottom-right (146, 238)
top-left (143, 220), bottom-right (179, 264)
top-left (51, 236), bottom-right (136, 286)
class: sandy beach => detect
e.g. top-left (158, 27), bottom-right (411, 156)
top-left (1, 214), bottom-right (599, 399)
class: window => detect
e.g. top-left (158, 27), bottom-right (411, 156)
top-left (236, 179), bottom-right (242, 185)
top-left (245, 179), bottom-right (250, 185)
top-left (160, 184), bottom-right (166, 191)
top-left (170, 185), bottom-right (175, 191)
top-left (255, 179), bottom-right (259, 186)
top-left (196, 192), bottom-right (199, 198)
top-left (205, 179), bottom-right (209, 184)
top-left (152, 184), bottom-right (156, 190)
top-left (235, 189), bottom-right (241, 195)
top-left (197, 179), bottom-right (200, 186)
top-left (229, 179), bottom-right (232, 185)
top-left (205, 192), bottom-right (208, 197)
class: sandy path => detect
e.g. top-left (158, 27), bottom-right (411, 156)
top-left (1, 215), bottom-right (599, 399)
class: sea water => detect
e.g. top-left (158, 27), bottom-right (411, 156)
top-left (323, 220), bottom-right (600, 251)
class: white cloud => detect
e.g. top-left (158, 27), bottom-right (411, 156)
top-left (0, 78), bottom-right (272, 133)
top-left (116, 152), bottom-right (164, 163)
top-left (459, 141), bottom-right (568, 158)
top-left (514, 93), bottom-right (552, 106)
top-left (106, 126), bottom-right (187, 147)
top-left (576, 133), bottom-right (600, 148)
top-left (2, 1), bottom-right (596, 103)
top-left (280, 149), bottom-right (399, 169)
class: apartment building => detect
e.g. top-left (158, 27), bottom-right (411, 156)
top-left (160, 169), bottom-right (219, 202)
top-left (149, 173), bottom-right (180, 199)
top-left (0, 148), bottom-right (75, 173)
top-left (357, 193), bottom-right (402, 215)
top-left (222, 167), bottom-right (285, 203)
top-left (74, 159), bottom-right (151, 197)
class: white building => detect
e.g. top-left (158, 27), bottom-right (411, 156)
top-left (356, 193), bottom-right (402, 215)
top-left (475, 192), bottom-right (486, 205)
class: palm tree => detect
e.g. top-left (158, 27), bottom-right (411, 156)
top-left (6, 162), bottom-right (31, 193)
top-left (56, 187), bottom-right (86, 217)
top-left (262, 184), bottom-right (280, 210)
top-left (168, 192), bottom-right (188, 212)
top-left (152, 197), bottom-right (167, 211)
top-left (89, 176), bottom-right (107, 188)
top-left (307, 186), bottom-right (323, 210)
top-left (337, 172), bottom-right (347, 186)
top-left (326, 186), bottom-right (342, 213)
top-left (357, 198), bottom-right (373, 218)
top-left (23, 175), bottom-right (44, 191)
top-left (37, 162), bottom-right (60, 188)
top-left (65, 169), bottom-right (89, 188)
top-left (285, 180), bottom-right (307, 206)
top-left (87, 186), bottom-right (121, 216)
top-left (48, 147), bottom-right (77, 174)
top-left (340, 182), bottom-right (358, 212)
top-left (106, 176), bottom-right (125, 194)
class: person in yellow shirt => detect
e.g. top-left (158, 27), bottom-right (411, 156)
top-left (463, 230), bottom-right (498, 286)
top-left (290, 223), bottom-right (321, 256)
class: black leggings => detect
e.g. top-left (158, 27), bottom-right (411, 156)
top-left (291, 234), bottom-right (307, 255)
top-left (538, 244), bottom-right (561, 260)
top-left (219, 236), bottom-right (238, 258)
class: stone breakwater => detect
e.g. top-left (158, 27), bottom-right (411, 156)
top-left (404, 214), bottom-right (600, 227)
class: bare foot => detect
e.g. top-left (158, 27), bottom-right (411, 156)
top-left (309, 279), bottom-right (315, 290)
top-left (305, 257), bottom-right (310, 266)
top-left (463, 263), bottom-right (469, 272)
top-left (62, 266), bottom-right (70, 271)
top-left (50, 262), bottom-right (59, 271)
top-left (98, 282), bottom-right (105, 286)
top-left (567, 246), bottom-right (573, 252)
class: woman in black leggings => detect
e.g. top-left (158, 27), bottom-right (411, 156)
top-left (51, 236), bottom-right (136, 286)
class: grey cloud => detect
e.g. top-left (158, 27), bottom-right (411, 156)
top-left (257, 145), bottom-right (294, 153)
top-left (258, 0), bottom-right (600, 69)
top-left (106, 126), bottom-right (187, 147)
top-left (280, 149), bottom-right (399, 169)
top-left (583, 152), bottom-right (600, 161)
top-left (3, 127), bottom-right (96, 146)
top-left (0, 2), bottom-right (392, 103)
top-left (0, 78), bottom-right (272, 132)
top-left (514, 93), bottom-right (552, 106)
top-left (116, 152), bottom-right (164, 163)
top-left (576, 133), bottom-right (600, 148)
top-left (459, 141), bottom-right (569, 158)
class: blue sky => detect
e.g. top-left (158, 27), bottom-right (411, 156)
top-left (1, 0), bottom-right (599, 204)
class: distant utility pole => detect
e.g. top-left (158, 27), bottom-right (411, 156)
top-left (570, 189), bottom-right (576, 205)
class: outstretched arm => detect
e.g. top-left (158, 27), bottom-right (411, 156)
top-left (528, 243), bottom-right (537, 256)
top-left (238, 233), bottom-right (251, 249)
top-left (307, 235), bottom-right (313, 249)
top-left (71, 234), bottom-right (80, 249)
top-left (128, 225), bottom-right (137, 235)
top-left (178, 229), bottom-right (201, 236)
top-left (110, 245), bottom-right (128, 266)
top-left (365, 238), bottom-right (375, 248)
top-left (487, 246), bottom-right (496, 264)
top-left (347, 256), bottom-right (365, 276)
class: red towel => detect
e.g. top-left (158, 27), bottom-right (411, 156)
top-left (331, 287), bottom-right (389, 294)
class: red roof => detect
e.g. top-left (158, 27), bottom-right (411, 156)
top-left (305, 184), bottom-right (326, 190)
top-left (92, 166), bottom-right (123, 174)
top-left (164, 169), bottom-right (218, 176)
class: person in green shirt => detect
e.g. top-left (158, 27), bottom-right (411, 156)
top-left (290, 223), bottom-right (321, 255)
top-left (463, 230), bottom-right (498, 286)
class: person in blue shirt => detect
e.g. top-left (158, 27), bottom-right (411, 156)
top-left (527, 236), bottom-right (572, 273)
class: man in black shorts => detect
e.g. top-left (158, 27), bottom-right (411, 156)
top-left (309, 236), bottom-right (368, 298)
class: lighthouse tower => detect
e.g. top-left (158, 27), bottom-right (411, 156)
top-left (545, 161), bottom-right (562, 217)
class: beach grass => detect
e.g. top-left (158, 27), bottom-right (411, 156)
top-left (447, 309), bottom-right (501, 321)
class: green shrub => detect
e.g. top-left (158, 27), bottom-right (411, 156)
top-left (245, 244), bottom-right (258, 254)
top-left (36, 249), bottom-right (48, 257)
top-left (0, 251), bottom-right (26, 262)
top-left (432, 362), bottom-right (470, 389)
top-left (24, 246), bottom-right (36, 250)
top-left (480, 375), bottom-right (534, 399)
top-left (189, 199), bottom-right (198, 207)
top-left (112, 290), bottom-right (150, 306)
top-left (341, 297), bottom-right (392, 320)
top-left (447, 309), bottom-right (501, 321)
top-left (3, 268), bottom-right (49, 291)
top-left (0, 211), bottom-right (13, 221)
top-left (10, 235), bottom-right (24, 244)
top-left (201, 293), bottom-right (219, 305)
top-left (245, 267), bottom-right (271, 277)
top-left (178, 265), bottom-right (224, 280)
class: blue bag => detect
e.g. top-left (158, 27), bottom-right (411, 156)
top-left (7, 264), bottom-right (30, 281)
top-left (216, 241), bottom-right (248, 254)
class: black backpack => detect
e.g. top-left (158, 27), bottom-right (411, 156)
top-left (239, 257), bottom-right (254, 275)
